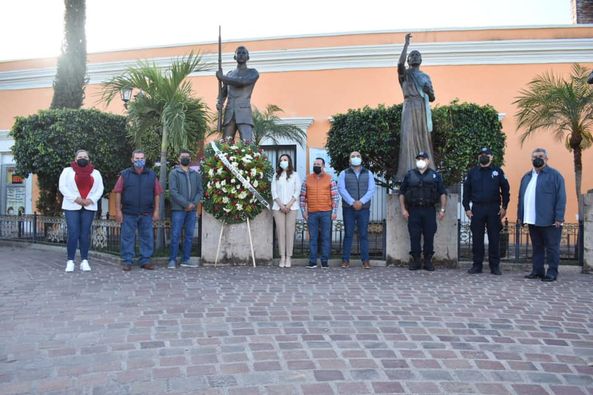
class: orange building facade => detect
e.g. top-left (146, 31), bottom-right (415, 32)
top-left (0, 25), bottom-right (592, 221)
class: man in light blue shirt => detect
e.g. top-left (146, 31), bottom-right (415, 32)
top-left (338, 151), bottom-right (376, 269)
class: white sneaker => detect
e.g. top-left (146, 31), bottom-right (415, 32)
top-left (279, 257), bottom-right (285, 268)
top-left (285, 257), bottom-right (291, 268)
top-left (65, 260), bottom-right (75, 272)
top-left (180, 261), bottom-right (199, 268)
top-left (80, 259), bottom-right (91, 272)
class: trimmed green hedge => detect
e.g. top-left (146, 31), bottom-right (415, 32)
top-left (10, 108), bottom-right (132, 215)
top-left (326, 100), bottom-right (506, 187)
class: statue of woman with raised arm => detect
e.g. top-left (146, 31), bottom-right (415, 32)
top-left (395, 33), bottom-right (436, 181)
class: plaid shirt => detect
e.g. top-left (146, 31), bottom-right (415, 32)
top-left (299, 174), bottom-right (340, 216)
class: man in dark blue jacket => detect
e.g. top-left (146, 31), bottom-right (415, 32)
top-left (114, 150), bottom-right (163, 271)
top-left (517, 148), bottom-right (566, 282)
top-left (463, 147), bottom-right (510, 275)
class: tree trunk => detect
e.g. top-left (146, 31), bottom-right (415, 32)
top-left (156, 123), bottom-right (168, 249)
top-left (573, 147), bottom-right (583, 220)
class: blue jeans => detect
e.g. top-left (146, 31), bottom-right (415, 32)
top-left (342, 206), bottom-right (370, 262)
top-left (528, 225), bottom-right (562, 277)
top-left (308, 210), bottom-right (331, 265)
top-left (64, 209), bottom-right (95, 260)
top-left (169, 210), bottom-right (197, 262)
top-left (121, 214), bottom-right (154, 265)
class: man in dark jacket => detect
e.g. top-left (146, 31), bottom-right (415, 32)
top-left (517, 148), bottom-right (566, 282)
top-left (114, 149), bottom-right (162, 271)
top-left (168, 150), bottom-right (203, 269)
top-left (399, 151), bottom-right (447, 271)
top-left (463, 147), bottom-right (510, 275)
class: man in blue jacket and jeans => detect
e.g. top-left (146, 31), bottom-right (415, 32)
top-left (114, 150), bottom-right (163, 271)
top-left (517, 148), bottom-right (566, 282)
top-left (168, 150), bottom-right (203, 269)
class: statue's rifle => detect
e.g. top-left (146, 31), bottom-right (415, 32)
top-left (217, 26), bottom-right (223, 132)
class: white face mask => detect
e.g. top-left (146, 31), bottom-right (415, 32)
top-left (279, 161), bottom-right (289, 170)
top-left (416, 160), bottom-right (427, 170)
top-left (350, 157), bottom-right (362, 166)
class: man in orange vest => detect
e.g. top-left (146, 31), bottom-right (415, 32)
top-left (300, 158), bottom-right (340, 268)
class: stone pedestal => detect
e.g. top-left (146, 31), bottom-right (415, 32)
top-left (201, 210), bottom-right (273, 265)
top-left (584, 190), bottom-right (593, 271)
top-left (386, 193), bottom-right (458, 267)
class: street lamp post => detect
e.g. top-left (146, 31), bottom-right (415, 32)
top-left (119, 87), bottom-right (133, 109)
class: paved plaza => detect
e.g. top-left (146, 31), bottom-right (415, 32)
top-left (0, 244), bottom-right (592, 395)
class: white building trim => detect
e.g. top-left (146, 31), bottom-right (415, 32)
top-left (1, 38), bottom-right (592, 91)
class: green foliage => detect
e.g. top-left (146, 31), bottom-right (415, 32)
top-left (514, 64), bottom-right (593, 151)
top-left (101, 51), bottom-right (211, 162)
top-left (10, 108), bottom-right (131, 215)
top-left (326, 101), bottom-right (505, 188)
top-left (514, 63), bottom-right (593, 217)
top-left (125, 94), bottom-right (209, 161)
top-left (326, 105), bottom-right (401, 188)
top-left (252, 104), bottom-right (307, 147)
top-left (51, 0), bottom-right (87, 109)
top-left (432, 100), bottom-right (506, 186)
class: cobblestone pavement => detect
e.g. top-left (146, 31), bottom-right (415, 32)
top-left (1, 245), bottom-right (592, 395)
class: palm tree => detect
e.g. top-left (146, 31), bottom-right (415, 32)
top-left (252, 105), bottom-right (306, 147)
top-left (514, 63), bottom-right (593, 219)
top-left (101, 52), bottom-right (211, 220)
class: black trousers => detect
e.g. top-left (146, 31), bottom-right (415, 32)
top-left (408, 207), bottom-right (437, 257)
top-left (470, 203), bottom-right (501, 270)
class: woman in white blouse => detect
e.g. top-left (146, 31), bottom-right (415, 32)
top-left (58, 149), bottom-right (104, 272)
top-left (271, 154), bottom-right (301, 268)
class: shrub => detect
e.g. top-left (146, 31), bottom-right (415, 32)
top-left (326, 100), bottom-right (506, 188)
top-left (10, 108), bottom-right (132, 215)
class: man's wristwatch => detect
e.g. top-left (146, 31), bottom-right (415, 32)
top-left (440, 208), bottom-right (445, 213)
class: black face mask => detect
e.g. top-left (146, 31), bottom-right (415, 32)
top-left (478, 155), bottom-right (490, 165)
top-left (76, 159), bottom-right (89, 167)
top-left (532, 157), bottom-right (545, 168)
top-left (180, 158), bottom-right (191, 166)
top-left (313, 166), bottom-right (322, 175)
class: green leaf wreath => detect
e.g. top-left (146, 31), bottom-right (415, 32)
top-left (202, 140), bottom-right (273, 224)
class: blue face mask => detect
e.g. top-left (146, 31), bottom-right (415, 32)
top-left (133, 159), bottom-right (145, 168)
top-left (350, 157), bottom-right (362, 167)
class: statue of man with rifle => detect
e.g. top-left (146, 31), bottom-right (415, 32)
top-left (216, 31), bottom-right (259, 143)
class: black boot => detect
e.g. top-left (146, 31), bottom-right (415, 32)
top-left (423, 255), bottom-right (435, 271)
top-left (408, 255), bottom-right (422, 270)
top-left (468, 264), bottom-right (483, 274)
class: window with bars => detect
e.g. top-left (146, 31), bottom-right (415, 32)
top-left (260, 144), bottom-right (297, 170)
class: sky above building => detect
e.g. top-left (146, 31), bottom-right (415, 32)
top-left (0, 0), bottom-right (573, 62)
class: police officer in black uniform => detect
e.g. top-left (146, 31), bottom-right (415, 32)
top-left (463, 147), bottom-right (510, 275)
top-left (399, 151), bottom-right (448, 271)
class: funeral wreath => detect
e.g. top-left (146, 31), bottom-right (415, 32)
top-left (202, 140), bottom-right (273, 224)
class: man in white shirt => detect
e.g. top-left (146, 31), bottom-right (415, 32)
top-left (517, 148), bottom-right (566, 282)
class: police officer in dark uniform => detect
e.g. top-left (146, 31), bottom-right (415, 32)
top-left (399, 151), bottom-right (448, 271)
top-left (463, 147), bottom-right (510, 275)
